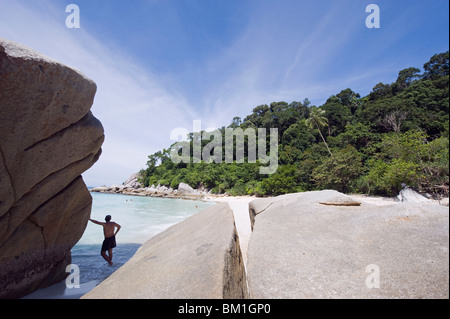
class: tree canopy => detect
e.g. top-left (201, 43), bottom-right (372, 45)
top-left (140, 51), bottom-right (449, 198)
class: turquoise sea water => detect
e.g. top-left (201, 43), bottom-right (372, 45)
top-left (72, 192), bottom-right (215, 285)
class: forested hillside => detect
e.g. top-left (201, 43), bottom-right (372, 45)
top-left (140, 51), bottom-right (449, 198)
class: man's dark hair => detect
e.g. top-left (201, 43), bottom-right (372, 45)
top-left (105, 215), bottom-right (112, 222)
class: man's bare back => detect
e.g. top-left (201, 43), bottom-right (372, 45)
top-left (102, 221), bottom-right (120, 238)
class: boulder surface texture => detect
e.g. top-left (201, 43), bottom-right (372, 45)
top-left (247, 190), bottom-right (449, 299)
top-left (0, 39), bottom-right (104, 299)
top-left (82, 203), bottom-right (247, 299)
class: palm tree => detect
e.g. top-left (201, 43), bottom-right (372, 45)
top-left (305, 107), bottom-right (332, 156)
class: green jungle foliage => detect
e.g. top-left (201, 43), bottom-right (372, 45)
top-left (140, 52), bottom-right (449, 198)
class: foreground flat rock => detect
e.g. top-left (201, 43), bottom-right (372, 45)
top-left (247, 190), bottom-right (449, 299)
top-left (0, 39), bottom-right (104, 298)
top-left (82, 203), bottom-right (247, 299)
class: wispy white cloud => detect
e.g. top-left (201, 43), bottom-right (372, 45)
top-left (188, 0), bottom-right (374, 124)
top-left (0, 1), bottom-right (198, 186)
top-left (192, 0), bottom-right (420, 124)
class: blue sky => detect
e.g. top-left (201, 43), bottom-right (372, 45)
top-left (0, 0), bottom-right (448, 186)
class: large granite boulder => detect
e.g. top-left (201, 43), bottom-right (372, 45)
top-left (82, 203), bottom-right (247, 299)
top-left (0, 39), bottom-right (104, 298)
top-left (247, 190), bottom-right (449, 298)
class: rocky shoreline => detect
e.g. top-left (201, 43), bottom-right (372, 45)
top-left (90, 182), bottom-right (224, 201)
top-left (90, 172), bottom-right (246, 201)
top-left (90, 180), bottom-right (449, 206)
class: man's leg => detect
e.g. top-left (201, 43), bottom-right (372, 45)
top-left (101, 250), bottom-right (112, 265)
top-left (108, 248), bottom-right (114, 264)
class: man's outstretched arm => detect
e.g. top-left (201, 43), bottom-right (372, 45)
top-left (89, 219), bottom-right (104, 225)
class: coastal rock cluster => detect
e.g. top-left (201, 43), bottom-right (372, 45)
top-left (0, 39), bottom-right (104, 298)
top-left (91, 181), bottom-right (211, 200)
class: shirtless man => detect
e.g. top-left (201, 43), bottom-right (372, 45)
top-left (89, 215), bottom-right (121, 265)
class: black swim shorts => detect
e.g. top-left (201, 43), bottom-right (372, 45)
top-left (101, 235), bottom-right (117, 251)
